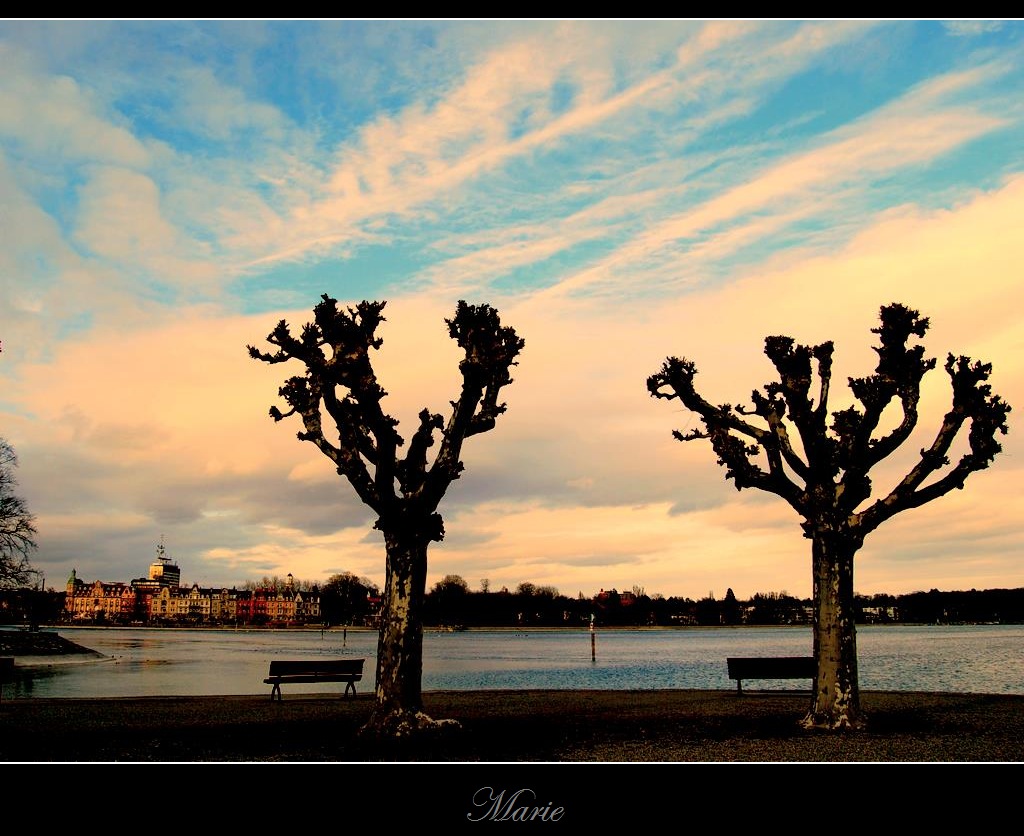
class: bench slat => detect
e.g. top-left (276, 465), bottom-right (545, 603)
top-left (0, 657), bottom-right (13, 702)
top-left (726, 656), bottom-right (815, 693)
top-left (264, 674), bottom-right (361, 684)
top-left (268, 659), bottom-right (364, 676)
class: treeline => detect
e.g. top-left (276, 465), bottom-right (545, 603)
top-left (239, 576), bottom-right (1024, 627)
top-left (416, 577), bottom-right (1024, 628)
top-left (875, 588), bottom-right (1024, 625)
top-left (4, 575), bottom-right (1024, 628)
top-left (417, 581), bottom-right (811, 628)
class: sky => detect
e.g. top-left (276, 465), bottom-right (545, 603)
top-left (1, 19), bottom-right (1022, 602)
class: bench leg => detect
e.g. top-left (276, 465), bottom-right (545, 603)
top-left (270, 682), bottom-right (281, 701)
top-left (345, 681), bottom-right (355, 697)
top-left (736, 680), bottom-right (743, 695)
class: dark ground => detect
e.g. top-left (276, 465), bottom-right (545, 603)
top-left (3, 688), bottom-right (1023, 763)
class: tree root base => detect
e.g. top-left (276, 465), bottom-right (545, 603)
top-left (799, 710), bottom-right (868, 731)
top-left (358, 709), bottom-right (462, 741)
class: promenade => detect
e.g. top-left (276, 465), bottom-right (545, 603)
top-left (3, 688), bottom-right (1023, 763)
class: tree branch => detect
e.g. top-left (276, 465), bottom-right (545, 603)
top-left (397, 409), bottom-right (444, 495)
top-left (746, 389), bottom-right (810, 481)
top-left (853, 304), bottom-right (935, 468)
top-left (424, 301), bottom-right (523, 510)
top-left (251, 296), bottom-right (523, 537)
top-left (762, 336), bottom-right (838, 478)
top-left (648, 357), bottom-right (804, 509)
top-left (855, 352), bottom-right (1011, 536)
top-left (0, 438), bottom-right (38, 585)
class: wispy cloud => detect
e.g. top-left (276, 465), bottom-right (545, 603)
top-left (0, 44), bottom-right (150, 168)
top-left (237, 22), bottom-right (876, 274)
top-left (2, 21), bottom-right (1021, 598)
top-left (539, 62), bottom-right (1012, 301)
top-left (943, 20), bottom-right (1005, 38)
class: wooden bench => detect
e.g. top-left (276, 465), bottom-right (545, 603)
top-left (726, 656), bottom-right (815, 694)
top-left (264, 658), bottom-right (365, 701)
top-left (0, 657), bottom-right (13, 703)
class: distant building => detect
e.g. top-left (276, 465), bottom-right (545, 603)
top-left (63, 544), bottom-right (321, 626)
top-left (594, 588), bottom-right (636, 607)
top-left (65, 569), bottom-right (137, 623)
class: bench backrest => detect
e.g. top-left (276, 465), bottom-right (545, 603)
top-left (726, 656), bottom-right (815, 678)
top-left (268, 658), bottom-right (364, 677)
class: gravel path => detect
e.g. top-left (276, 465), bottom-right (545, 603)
top-left (2, 688), bottom-right (1022, 763)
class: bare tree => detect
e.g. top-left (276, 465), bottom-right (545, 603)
top-left (648, 303), bottom-right (1010, 729)
top-left (249, 295), bottom-right (523, 736)
top-left (0, 438), bottom-right (39, 589)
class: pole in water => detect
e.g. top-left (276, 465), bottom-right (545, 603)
top-left (590, 613), bottom-right (596, 662)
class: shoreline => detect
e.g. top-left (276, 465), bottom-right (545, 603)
top-left (5, 627), bottom-right (1022, 765)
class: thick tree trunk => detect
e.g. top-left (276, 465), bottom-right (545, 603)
top-left (361, 531), bottom-right (459, 738)
top-left (801, 532), bottom-right (866, 730)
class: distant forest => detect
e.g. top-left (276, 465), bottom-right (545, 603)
top-left (274, 573), bottom-right (1024, 628)
top-left (3, 575), bottom-right (1024, 628)
top-left (411, 580), bottom-right (1024, 628)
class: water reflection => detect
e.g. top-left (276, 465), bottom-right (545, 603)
top-left (3, 624), bottom-right (1021, 699)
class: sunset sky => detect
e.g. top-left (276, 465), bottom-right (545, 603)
top-left (2, 20), bottom-right (1021, 601)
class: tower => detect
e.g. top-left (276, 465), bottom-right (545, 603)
top-left (148, 537), bottom-right (181, 588)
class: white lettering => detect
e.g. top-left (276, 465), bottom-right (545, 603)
top-left (467, 787), bottom-right (565, 822)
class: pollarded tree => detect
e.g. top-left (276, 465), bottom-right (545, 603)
top-left (0, 438), bottom-right (39, 589)
top-left (249, 296), bottom-right (523, 737)
top-left (648, 303), bottom-right (1010, 730)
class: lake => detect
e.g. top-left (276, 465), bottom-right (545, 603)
top-left (3, 623), bottom-right (1022, 699)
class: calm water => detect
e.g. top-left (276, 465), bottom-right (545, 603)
top-left (3, 624), bottom-right (1022, 699)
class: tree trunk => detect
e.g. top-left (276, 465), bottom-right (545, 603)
top-left (361, 531), bottom-right (459, 738)
top-left (801, 532), bottom-right (866, 730)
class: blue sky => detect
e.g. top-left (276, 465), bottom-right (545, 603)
top-left (2, 20), bottom-right (1022, 600)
